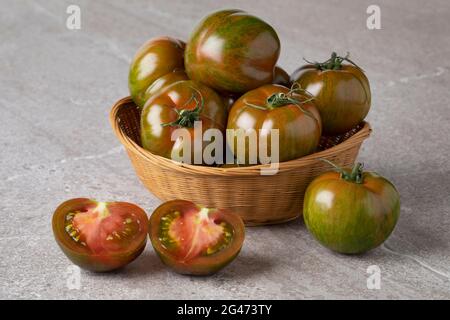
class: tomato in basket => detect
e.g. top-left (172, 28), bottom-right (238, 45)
top-left (52, 198), bottom-right (148, 272)
top-left (227, 84), bottom-right (322, 164)
top-left (290, 52), bottom-right (371, 135)
top-left (149, 200), bottom-right (245, 275)
top-left (129, 37), bottom-right (188, 109)
top-left (185, 9), bottom-right (280, 94)
top-left (140, 80), bottom-right (227, 165)
top-left (303, 160), bottom-right (400, 254)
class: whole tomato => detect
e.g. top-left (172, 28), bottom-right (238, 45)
top-left (129, 37), bottom-right (187, 108)
top-left (303, 161), bottom-right (400, 254)
top-left (149, 200), bottom-right (245, 275)
top-left (291, 52), bottom-right (371, 135)
top-left (141, 80), bottom-right (227, 165)
top-left (227, 84), bottom-right (322, 164)
top-left (52, 198), bottom-right (148, 272)
top-left (185, 9), bottom-right (280, 94)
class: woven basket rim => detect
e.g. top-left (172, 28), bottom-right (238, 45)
top-left (110, 96), bottom-right (372, 176)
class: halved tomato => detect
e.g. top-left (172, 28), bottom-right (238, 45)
top-left (149, 200), bottom-right (245, 275)
top-left (52, 198), bottom-right (148, 272)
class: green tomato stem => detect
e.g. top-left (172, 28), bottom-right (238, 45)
top-left (161, 87), bottom-right (204, 128)
top-left (304, 52), bottom-right (363, 71)
top-left (320, 158), bottom-right (365, 184)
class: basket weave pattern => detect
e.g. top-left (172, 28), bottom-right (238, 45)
top-left (110, 97), bottom-right (371, 226)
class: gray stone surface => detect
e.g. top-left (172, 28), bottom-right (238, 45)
top-left (1, 0), bottom-right (449, 299)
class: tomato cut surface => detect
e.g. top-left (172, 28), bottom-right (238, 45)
top-left (149, 200), bottom-right (245, 275)
top-left (53, 198), bottom-right (148, 272)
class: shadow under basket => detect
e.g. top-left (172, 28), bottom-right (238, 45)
top-left (110, 97), bottom-right (371, 226)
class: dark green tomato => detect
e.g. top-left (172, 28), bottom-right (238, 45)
top-left (291, 64), bottom-right (371, 135)
top-left (140, 80), bottom-right (227, 165)
top-left (149, 200), bottom-right (245, 275)
top-left (303, 165), bottom-right (400, 254)
top-left (185, 9), bottom-right (280, 94)
top-left (273, 66), bottom-right (290, 87)
top-left (129, 37), bottom-right (186, 108)
top-left (52, 198), bottom-right (148, 272)
top-left (227, 84), bottom-right (322, 164)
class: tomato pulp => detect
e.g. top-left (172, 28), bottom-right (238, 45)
top-left (303, 162), bottom-right (400, 254)
top-left (52, 198), bottom-right (148, 272)
top-left (149, 200), bottom-right (245, 275)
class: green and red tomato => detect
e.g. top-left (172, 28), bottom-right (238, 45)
top-left (140, 80), bottom-right (227, 164)
top-left (149, 200), bottom-right (245, 275)
top-left (129, 37), bottom-right (187, 109)
top-left (227, 84), bottom-right (322, 164)
top-left (291, 52), bottom-right (371, 135)
top-left (52, 198), bottom-right (148, 272)
top-left (303, 161), bottom-right (400, 254)
top-left (185, 9), bottom-right (280, 94)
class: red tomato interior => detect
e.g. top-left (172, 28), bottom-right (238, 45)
top-left (165, 207), bottom-right (230, 261)
top-left (68, 202), bottom-right (145, 254)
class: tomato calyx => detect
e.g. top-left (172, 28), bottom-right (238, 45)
top-left (321, 158), bottom-right (365, 184)
top-left (161, 88), bottom-right (205, 128)
top-left (304, 52), bottom-right (362, 71)
top-left (245, 83), bottom-right (315, 118)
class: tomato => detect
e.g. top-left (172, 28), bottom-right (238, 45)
top-left (149, 200), bottom-right (245, 275)
top-left (290, 52), bottom-right (371, 135)
top-left (185, 9), bottom-right (280, 94)
top-left (303, 161), bottom-right (400, 254)
top-left (226, 84), bottom-right (322, 164)
top-left (129, 37), bottom-right (187, 109)
top-left (273, 66), bottom-right (290, 87)
top-left (141, 80), bottom-right (227, 164)
top-left (52, 198), bottom-right (148, 272)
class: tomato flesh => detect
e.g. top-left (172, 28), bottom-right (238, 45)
top-left (149, 200), bottom-right (245, 275)
top-left (160, 207), bottom-right (233, 261)
top-left (66, 202), bottom-right (144, 254)
top-left (53, 199), bottom-right (148, 272)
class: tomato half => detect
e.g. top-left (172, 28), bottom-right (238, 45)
top-left (149, 200), bottom-right (245, 275)
top-left (129, 37), bottom-right (187, 108)
top-left (185, 9), bottom-right (280, 94)
top-left (303, 162), bottom-right (400, 254)
top-left (141, 80), bottom-right (227, 164)
top-left (52, 198), bottom-right (148, 272)
top-left (290, 52), bottom-right (371, 135)
top-left (273, 66), bottom-right (290, 87)
top-left (227, 84), bottom-right (322, 164)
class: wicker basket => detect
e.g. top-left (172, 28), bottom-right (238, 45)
top-left (110, 97), bottom-right (371, 226)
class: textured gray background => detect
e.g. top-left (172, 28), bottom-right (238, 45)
top-left (1, 0), bottom-right (449, 299)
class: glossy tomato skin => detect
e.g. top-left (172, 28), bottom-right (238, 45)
top-left (149, 200), bottom-right (245, 276)
top-left (273, 66), bottom-right (290, 87)
top-left (52, 198), bottom-right (148, 272)
top-left (303, 171), bottom-right (400, 254)
top-left (141, 80), bottom-right (227, 164)
top-left (185, 9), bottom-right (280, 94)
top-left (129, 37), bottom-right (186, 108)
top-left (227, 84), bottom-right (322, 164)
top-left (291, 64), bottom-right (371, 135)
